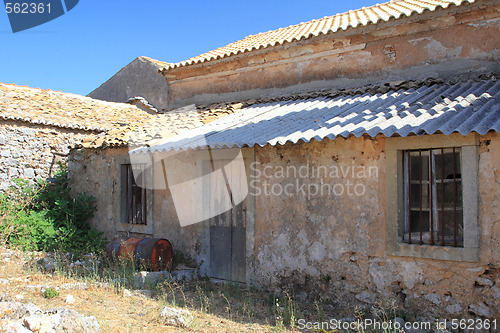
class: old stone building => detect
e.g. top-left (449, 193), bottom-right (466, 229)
top-left (69, 0), bottom-right (499, 319)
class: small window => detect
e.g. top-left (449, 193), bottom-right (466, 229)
top-left (122, 164), bottom-right (147, 225)
top-left (403, 148), bottom-right (463, 247)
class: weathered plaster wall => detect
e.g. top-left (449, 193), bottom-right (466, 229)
top-left (69, 131), bottom-right (499, 318)
top-left (250, 132), bottom-right (499, 319)
top-left (68, 148), bottom-right (134, 240)
top-left (165, 2), bottom-right (500, 107)
top-left (88, 57), bottom-right (169, 111)
top-left (0, 120), bottom-right (89, 191)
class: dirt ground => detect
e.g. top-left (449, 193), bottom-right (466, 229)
top-left (0, 247), bottom-right (292, 333)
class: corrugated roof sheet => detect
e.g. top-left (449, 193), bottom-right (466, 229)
top-left (162, 0), bottom-right (475, 70)
top-left (0, 82), bottom-right (154, 132)
top-left (132, 78), bottom-right (500, 153)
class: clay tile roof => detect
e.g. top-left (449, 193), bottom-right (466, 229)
top-left (161, 0), bottom-right (475, 71)
top-left (81, 105), bottom-right (237, 149)
top-left (0, 82), bottom-right (157, 132)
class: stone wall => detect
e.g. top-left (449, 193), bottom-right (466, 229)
top-left (164, 1), bottom-right (500, 108)
top-left (248, 132), bottom-right (499, 319)
top-left (68, 147), bottom-right (126, 240)
top-left (0, 120), bottom-right (90, 191)
top-left (69, 131), bottom-right (499, 319)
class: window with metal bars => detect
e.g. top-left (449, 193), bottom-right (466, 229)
top-left (403, 148), bottom-right (463, 247)
top-left (122, 164), bottom-right (147, 225)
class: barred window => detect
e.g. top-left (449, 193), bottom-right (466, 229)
top-left (122, 164), bottom-right (147, 225)
top-left (403, 148), bottom-right (463, 247)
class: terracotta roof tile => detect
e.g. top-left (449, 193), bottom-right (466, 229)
top-left (0, 82), bottom-right (155, 132)
top-left (81, 106), bottom-right (237, 149)
top-left (161, 0), bottom-right (475, 70)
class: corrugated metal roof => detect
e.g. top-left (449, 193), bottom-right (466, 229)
top-left (132, 79), bottom-right (500, 153)
top-left (161, 0), bottom-right (475, 70)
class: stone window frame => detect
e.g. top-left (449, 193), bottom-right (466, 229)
top-left (386, 133), bottom-right (479, 262)
top-left (115, 154), bottom-right (154, 235)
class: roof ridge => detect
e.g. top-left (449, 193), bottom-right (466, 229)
top-left (0, 82), bottom-right (147, 108)
top-left (0, 82), bottom-right (66, 94)
top-left (246, 0), bottom-right (412, 38)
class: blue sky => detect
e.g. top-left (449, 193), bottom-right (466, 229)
top-left (1, 1), bottom-right (380, 96)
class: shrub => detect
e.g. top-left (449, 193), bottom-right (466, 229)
top-left (43, 288), bottom-right (59, 299)
top-left (0, 166), bottom-right (106, 255)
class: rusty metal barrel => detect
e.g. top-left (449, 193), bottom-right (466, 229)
top-left (105, 237), bottom-right (173, 272)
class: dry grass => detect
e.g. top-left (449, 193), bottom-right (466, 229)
top-left (0, 247), bottom-right (293, 332)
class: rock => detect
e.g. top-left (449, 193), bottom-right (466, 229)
top-left (468, 302), bottom-right (492, 318)
top-left (445, 303), bottom-right (462, 314)
top-left (60, 282), bottom-right (88, 290)
top-left (355, 290), bottom-right (377, 304)
top-left (122, 289), bottom-right (132, 297)
top-left (23, 313), bottom-right (49, 332)
top-left (23, 308), bottom-right (99, 333)
top-left (171, 269), bottom-right (196, 281)
top-left (65, 295), bottom-right (75, 304)
top-left (50, 308), bottom-right (99, 333)
top-left (475, 277), bottom-right (494, 287)
top-left (0, 302), bottom-right (99, 332)
top-left (0, 302), bottom-right (42, 320)
top-left (1, 320), bottom-right (33, 333)
top-left (444, 296), bottom-right (462, 314)
top-left (159, 306), bottom-right (193, 328)
top-left (423, 293), bottom-right (441, 306)
top-left (0, 278), bottom-right (10, 289)
top-left (394, 317), bottom-right (405, 328)
top-left (23, 168), bottom-right (35, 178)
top-left (133, 290), bottom-right (152, 298)
top-left (134, 270), bottom-right (170, 288)
top-left (492, 285), bottom-right (500, 299)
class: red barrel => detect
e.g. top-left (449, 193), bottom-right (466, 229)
top-left (106, 237), bottom-right (173, 272)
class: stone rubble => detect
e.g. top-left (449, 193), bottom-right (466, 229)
top-left (0, 301), bottom-right (100, 333)
top-left (159, 306), bottom-right (193, 328)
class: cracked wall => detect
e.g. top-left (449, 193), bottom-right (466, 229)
top-left (165, 1), bottom-right (500, 108)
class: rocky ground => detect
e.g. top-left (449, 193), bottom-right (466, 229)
top-left (1, 247), bottom-right (493, 333)
top-left (0, 247), bottom-right (279, 332)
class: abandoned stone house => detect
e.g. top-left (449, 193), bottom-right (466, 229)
top-left (12, 0), bottom-right (500, 319)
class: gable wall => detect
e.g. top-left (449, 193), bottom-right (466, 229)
top-left (88, 57), bottom-right (169, 110)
